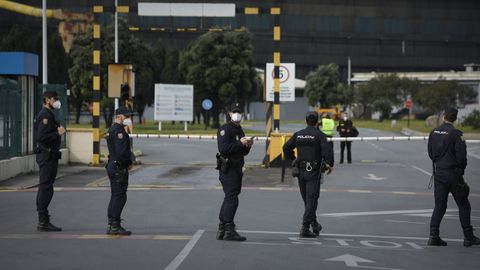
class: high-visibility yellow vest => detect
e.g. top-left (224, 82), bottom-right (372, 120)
top-left (321, 118), bottom-right (335, 136)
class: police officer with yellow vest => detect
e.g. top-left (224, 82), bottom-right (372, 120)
top-left (320, 113), bottom-right (335, 148)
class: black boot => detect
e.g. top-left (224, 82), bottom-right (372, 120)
top-left (216, 222), bottom-right (226, 240)
top-left (299, 222), bottom-right (316, 238)
top-left (223, 222), bottom-right (246, 241)
top-left (463, 226), bottom-right (480, 247)
top-left (427, 226), bottom-right (447, 246)
top-left (106, 218), bottom-right (131, 236)
top-left (311, 220), bottom-right (322, 236)
top-left (37, 214), bottom-right (62, 232)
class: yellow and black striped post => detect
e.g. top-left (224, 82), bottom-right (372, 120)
top-left (92, 4), bottom-right (102, 165)
top-left (271, 7), bottom-right (281, 132)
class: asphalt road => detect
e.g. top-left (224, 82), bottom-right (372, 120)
top-left (1, 125), bottom-right (480, 270)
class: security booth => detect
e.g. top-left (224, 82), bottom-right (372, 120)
top-left (0, 52), bottom-right (38, 159)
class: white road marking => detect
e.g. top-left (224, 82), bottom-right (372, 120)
top-left (411, 165), bottom-right (432, 177)
top-left (385, 219), bottom-right (426, 225)
top-left (325, 254), bottom-right (403, 270)
top-left (319, 209), bottom-right (455, 217)
top-left (164, 229), bottom-right (204, 270)
top-left (467, 151), bottom-right (480, 160)
top-left (363, 174), bottom-right (387, 181)
top-left (239, 230), bottom-right (464, 242)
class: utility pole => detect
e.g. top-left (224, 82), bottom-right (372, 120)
top-left (42, 0), bottom-right (47, 85)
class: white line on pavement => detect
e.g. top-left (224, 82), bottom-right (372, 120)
top-left (467, 151), bottom-right (480, 160)
top-left (318, 209), bottom-right (455, 217)
top-left (164, 229), bottom-right (204, 270)
top-left (384, 219), bottom-right (426, 225)
top-left (410, 165), bottom-right (432, 177)
top-left (238, 230), bottom-right (464, 242)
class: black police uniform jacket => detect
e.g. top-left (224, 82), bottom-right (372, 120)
top-left (283, 126), bottom-right (334, 167)
top-left (337, 119), bottom-right (354, 137)
top-left (107, 123), bottom-right (133, 168)
top-left (35, 107), bottom-right (61, 164)
top-left (428, 122), bottom-right (467, 177)
top-left (217, 121), bottom-right (250, 167)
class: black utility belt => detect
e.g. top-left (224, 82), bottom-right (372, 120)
top-left (35, 147), bottom-right (62, 160)
top-left (297, 161), bottom-right (321, 171)
top-left (107, 160), bottom-right (128, 169)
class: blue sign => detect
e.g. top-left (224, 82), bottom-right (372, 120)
top-left (202, 99), bottom-right (213, 110)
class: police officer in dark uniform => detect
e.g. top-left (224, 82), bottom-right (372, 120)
top-left (35, 91), bottom-right (65, 231)
top-left (427, 107), bottom-right (480, 247)
top-left (105, 107), bottom-right (134, 235)
top-left (283, 111), bottom-right (334, 238)
top-left (216, 103), bottom-right (253, 241)
top-left (337, 112), bottom-right (354, 164)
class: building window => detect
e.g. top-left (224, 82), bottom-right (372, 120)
top-left (384, 18), bottom-right (406, 33)
top-left (282, 15), bottom-right (310, 32)
top-left (316, 16), bottom-right (340, 32)
top-left (172, 17), bottom-right (199, 28)
top-left (212, 18), bottom-right (237, 29)
top-left (421, 19), bottom-right (443, 34)
top-left (354, 17), bottom-right (377, 33)
top-left (245, 15), bottom-right (271, 31)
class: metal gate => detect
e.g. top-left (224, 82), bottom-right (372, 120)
top-left (0, 78), bottom-right (22, 159)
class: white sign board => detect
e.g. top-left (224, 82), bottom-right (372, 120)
top-left (154, 84), bottom-right (193, 121)
top-left (266, 63), bottom-right (295, 102)
top-left (138, 3), bottom-right (235, 17)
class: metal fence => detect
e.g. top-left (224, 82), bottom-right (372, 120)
top-left (0, 79), bottom-right (22, 159)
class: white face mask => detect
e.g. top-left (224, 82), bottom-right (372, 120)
top-left (231, 113), bottom-right (242, 123)
top-left (122, 118), bottom-right (132, 126)
top-left (343, 116), bottom-right (347, 121)
top-left (52, 100), bottom-right (61, 110)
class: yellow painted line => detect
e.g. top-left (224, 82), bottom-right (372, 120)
top-left (152, 235), bottom-right (191, 240)
top-left (348, 189), bottom-right (372, 193)
top-left (0, 233), bottom-right (191, 241)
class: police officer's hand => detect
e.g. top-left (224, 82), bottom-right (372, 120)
top-left (128, 165), bottom-right (133, 171)
top-left (326, 165), bottom-right (333, 175)
top-left (240, 137), bottom-right (250, 146)
top-left (57, 126), bottom-right (66, 135)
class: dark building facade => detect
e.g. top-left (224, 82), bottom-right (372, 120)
top-left (1, 0), bottom-right (479, 80)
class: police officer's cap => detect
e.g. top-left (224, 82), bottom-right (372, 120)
top-left (306, 111), bottom-right (319, 122)
top-left (43, 91), bottom-right (58, 99)
top-left (444, 107), bottom-right (458, 121)
top-left (115, 107), bottom-right (133, 117)
top-left (230, 103), bottom-right (243, 113)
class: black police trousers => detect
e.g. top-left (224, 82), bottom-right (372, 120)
top-left (107, 162), bottom-right (129, 219)
top-left (430, 170), bottom-right (471, 229)
top-left (340, 141), bottom-right (352, 163)
top-left (298, 169), bottom-right (321, 224)
top-left (219, 167), bottom-right (243, 223)
top-left (36, 158), bottom-right (59, 216)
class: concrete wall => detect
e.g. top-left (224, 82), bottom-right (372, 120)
top-left (67, 128), bottom-right (93, 164)
top-left (0, 149), bottom-right (69, 182)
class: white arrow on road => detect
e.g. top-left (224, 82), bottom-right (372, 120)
top-left (325, 254), bottom-right (374, 267)
top-left (325, 254), bottom-right (403, 270)
top-left (363, 174), bottom-right (387, 181)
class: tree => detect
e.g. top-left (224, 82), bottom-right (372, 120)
top-left (68, 28), bottom-right (93, 124)
top-left (304, 63), bottom-right (353, 109)
top-left (69, 16), bottom-right (156, 127)
top-left (416, 80), bottom-right (477, 125)
top-left (354, 74), bottom-right (420, 120)
top-left (179, 31), bottom-right (258, 127)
